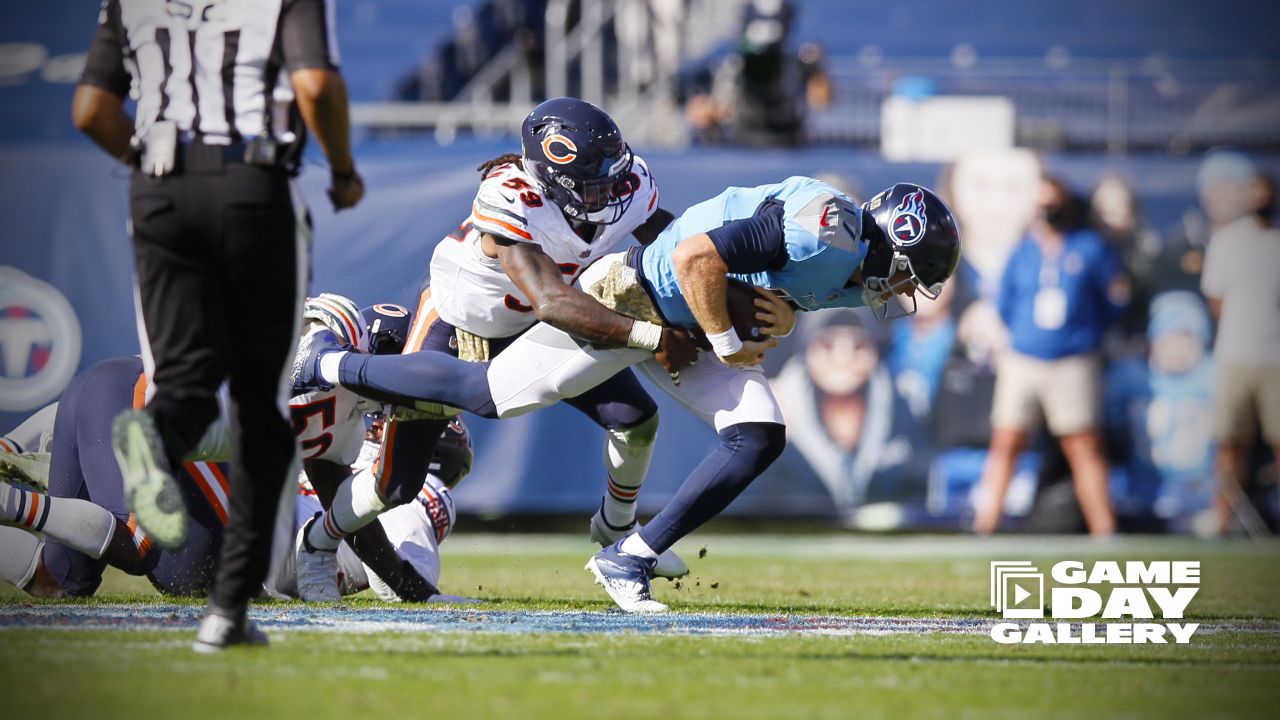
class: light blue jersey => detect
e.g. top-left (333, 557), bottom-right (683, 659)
top-left (640, 176), bottom-right (869, 328)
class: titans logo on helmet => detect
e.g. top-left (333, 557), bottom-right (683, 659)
top-left (890, 189), bottom-right (928, 246)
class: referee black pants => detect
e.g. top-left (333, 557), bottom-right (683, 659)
top-left (129, 158), bottom-right (306, 612)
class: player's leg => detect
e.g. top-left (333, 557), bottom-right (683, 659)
top-left (26, 359), bottom-right (164, 596)
top-left (563, 369), bottom-right (658, 532)
top-left (586, 357), bottom-right (786, 612)
top-left (315, 321), bottom-right (650, 420)
top-left (299, 296), bottom-right (455, 600)
top-left (562, 369), bottom-right (687, 578)
top-left (0, 526), bottom-right (44, 593)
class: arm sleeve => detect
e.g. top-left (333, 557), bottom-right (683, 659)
top-left (706, 198), bottom-right (788, 274)
top-left (79, 0), bottom-right (130, 97)
top-left (281, 0), bottom-right (340, 72)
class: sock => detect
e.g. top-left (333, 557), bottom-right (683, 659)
top-left (0, 525), bottom-right (42, 589)
top-left (307, 467), bottom-right (386, 552)
top-left (620, 532), bottom-right (658, 560)
top-left (1, 482), bottom-right (115, 557)
top-left (638, 423), bottom-right (786, 555)
top-left (318, 351), bottom-right (347, 385)
top-left (600, 414), bottom-right (658, 529)
top-left (337, 352), bottom-right (497, 417)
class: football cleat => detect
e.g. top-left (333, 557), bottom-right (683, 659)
top-left (585, 540), bottom-right (669, 614)
top-left (290, 328), bottom-right (342, 396)
top-left (294, 514), bottom-right (342, 602)
top-left (589, 504), bottom-right (689, 579)
top-left (192, 609), bottom-right (268, 653)
top-left (111, 410), bottom-right (186, 550)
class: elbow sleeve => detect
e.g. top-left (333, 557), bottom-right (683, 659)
top-left (706, 198), bottom-right (788, 274)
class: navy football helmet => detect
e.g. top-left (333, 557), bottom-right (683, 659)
top-left (859, 183), bottom-right (962, 319)
top-left (520, 97), bottom-right (635, 226)
top-left (430, 417), bottom-right (473, 489)
top-left (361, 303), bottom-right (413, 356)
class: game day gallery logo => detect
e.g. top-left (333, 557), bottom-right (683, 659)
top-left (989, 560), bottom-right (1200, 644)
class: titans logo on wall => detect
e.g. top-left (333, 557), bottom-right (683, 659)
top-left (890, 189), bottom-right (928, 246)
top-left (0, 267), bottom-right (81, 412)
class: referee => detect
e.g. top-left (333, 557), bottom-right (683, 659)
top-left (72, 0), bottom-right (362, 651)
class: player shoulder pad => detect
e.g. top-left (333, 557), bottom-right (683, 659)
top-left (472, 172), bottom-right (533, 243)
top-left (787, 190), bottom-right (864, 262)
top-left (630, 153), bottom-right (661, 218)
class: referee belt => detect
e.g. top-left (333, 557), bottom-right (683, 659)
top-left (165, 142), bottom-right (288, 173)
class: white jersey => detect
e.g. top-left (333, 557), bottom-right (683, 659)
top-left (288, 386), bottom-right (375, 466)
top-left (428, 154), bottom-right (661, 338)
top-left (266, 442), bottom-right (457, 601)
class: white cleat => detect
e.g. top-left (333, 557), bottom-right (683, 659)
top-left (590, 507), bottom-right (689, 579)
top-left (294, 515), bottom-right (341, 602)
top-left (585, 541), bottom-right (669, 614)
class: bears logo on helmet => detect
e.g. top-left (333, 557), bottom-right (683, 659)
top-left (361, 303), bottom-right (413, 356)
top-left (541, 134), bottom-right (578, 164)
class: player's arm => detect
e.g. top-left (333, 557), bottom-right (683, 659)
top-left (632, 207), bottom-right (675, 246)
top-left (495, 236), bottom-right (635, 346)
top-left (672, 201), bottom-right (786, 365)
top-left (493, 236), bottom-right (699, 370)
top-left (72, 0), bottom-right (133, 162)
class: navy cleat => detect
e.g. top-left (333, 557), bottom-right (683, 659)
top-left (590, 504), bottom-right (689, 579)
top-left (585, 540), bottom-right (669, 613)
top-left (291, 328), bottom-right (342, 395)
top-left (192, 607), bottom-right (268, 653)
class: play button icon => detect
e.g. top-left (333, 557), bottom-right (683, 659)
top-left (1014, 584), bottom-right (1032, 606)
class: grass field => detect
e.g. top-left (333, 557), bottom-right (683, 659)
top-left (3, 533), bottom-right (1279, 719)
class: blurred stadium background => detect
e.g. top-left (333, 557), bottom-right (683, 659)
top-left (2, 0), bottom-right (1278, 534)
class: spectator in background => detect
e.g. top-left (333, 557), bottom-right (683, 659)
top-left (1149, 150), bottom-right (1259, 295)
top-left (1200, 166), bottom-right (1280, 536)
top-left (1089, 173), bottom-right (1160, 356)
top-left (974, 177), bottom-right (1127, 536)
top-left (1105, 291), bottom-right (1216, 531)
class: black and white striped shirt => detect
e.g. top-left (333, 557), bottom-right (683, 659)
top-left (81, 0), bottom-right (339, 144)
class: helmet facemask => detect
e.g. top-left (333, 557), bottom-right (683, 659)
top-left (860, 252), bottom-right (945, 321)
top-left (542, 145), bottom-right (636, 227)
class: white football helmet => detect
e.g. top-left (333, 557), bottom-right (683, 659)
top-left (303, 293), bottom-right (369, 353)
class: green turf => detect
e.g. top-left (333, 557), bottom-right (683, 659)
top-left (4, 534), bottom-right (1280, 720)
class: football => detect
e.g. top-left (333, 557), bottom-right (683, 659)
top-left (725, 277), bottom-right (771, 341)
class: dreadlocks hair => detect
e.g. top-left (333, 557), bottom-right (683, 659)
top-left (477, 153), bottom-right (523, 177)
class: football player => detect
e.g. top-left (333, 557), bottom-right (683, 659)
top-left (298, 180), bottom-right (961, 612)
top-left (0, 296), bottom-right (462, 605)
top-left (295, 97), bottom-right (696, 598)
top-left (266, 415), bottom-right (474, 603)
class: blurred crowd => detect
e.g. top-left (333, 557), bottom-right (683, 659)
top-left (754, 148), bottom-right (1279, 536)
